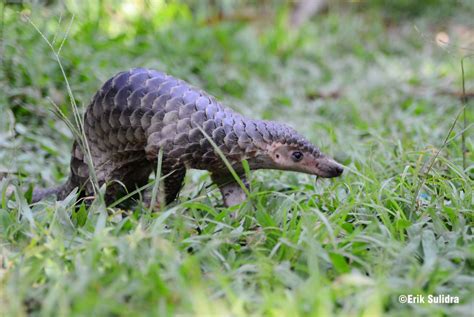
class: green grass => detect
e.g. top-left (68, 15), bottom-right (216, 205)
top-left (1, 1), bottom-right (473, 316)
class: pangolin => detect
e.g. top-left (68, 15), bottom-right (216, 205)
top-left (32, 68), bottom-right (343, 207)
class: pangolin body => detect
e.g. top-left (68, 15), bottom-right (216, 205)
top-left (32, 68), bottom-right (343, 206)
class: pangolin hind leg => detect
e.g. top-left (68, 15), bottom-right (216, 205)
top-left (104, 156), bottom-right (154, 205)
top-left (60, 141), bottom-right (93, 202)
top-left (142, 164), bottom-right (186, 210)
top-left (145, 135), bottom-right (186, 206)
top-left (160, 164), bottom-right (186, 205)
top-left (70, 144), bottom-right (155, 205)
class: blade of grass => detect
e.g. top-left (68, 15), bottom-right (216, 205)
top-left (149, 148), bottom-right (164, 213)
top-left (412, 104), bottom-right (466, 215)
top-left (460, 55), bottom-right (473, 171)
top-left (196, 125), bottom-right (250, 197)
top-left (25, 14), bottom-right (102, 202)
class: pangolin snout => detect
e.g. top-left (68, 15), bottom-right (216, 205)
top-left (314, 155), bottom-right (344, 178)
top-left (329, 164), bottom-right (344, 177)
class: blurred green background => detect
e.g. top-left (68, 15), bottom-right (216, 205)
top-left (0, 1), bottom-right (473, 316)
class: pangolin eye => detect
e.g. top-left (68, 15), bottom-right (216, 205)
top-left (291, 151), bottom-right (304, 162)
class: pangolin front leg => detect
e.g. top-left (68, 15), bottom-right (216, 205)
top-left (211, 174), bottom-right (249, 207)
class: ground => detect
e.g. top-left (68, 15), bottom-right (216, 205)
top-left (0, 1), bottom-right (473, 316)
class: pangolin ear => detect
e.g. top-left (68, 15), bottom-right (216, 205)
top-left (272, 144), bottom-right (286, 160)
top-left (274, 149), bottom-right (281, 159)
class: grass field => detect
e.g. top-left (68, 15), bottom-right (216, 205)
top-left (0, 1), bottom-right (473, 316)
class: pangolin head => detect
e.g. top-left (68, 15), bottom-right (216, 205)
top-left (265, 123), bottom-right (344, 178)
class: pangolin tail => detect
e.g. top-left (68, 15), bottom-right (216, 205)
top-left (31, 141), bottom-right (88, 203)
top-left (31, 179), bottom-right (75, 203)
